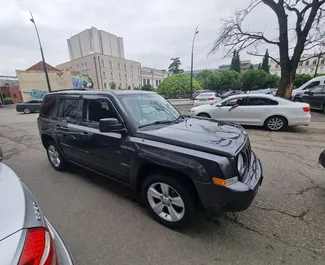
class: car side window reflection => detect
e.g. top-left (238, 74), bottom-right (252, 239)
top-left (223, 98), bottom-right (244, 106)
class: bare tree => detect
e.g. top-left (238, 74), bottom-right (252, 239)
top-left (210, 0), bottom-right (325, 98)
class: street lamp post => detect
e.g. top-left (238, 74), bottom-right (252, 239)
top-left (30, 12), bottom-right (51, 92)
top-left (190, 26), bottom-right (199, 99)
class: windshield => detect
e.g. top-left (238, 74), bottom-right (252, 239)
top-left (119, 93), bottom-right (181, 127)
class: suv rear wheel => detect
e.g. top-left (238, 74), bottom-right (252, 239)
top-left (141, 174), bottom-right (195, 228)
top-left (46, 142), bottom-right (68, 171)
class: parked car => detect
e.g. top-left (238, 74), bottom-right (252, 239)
top-left (16, 99), bottom-right (43, 114)
top-left (191, 90), bottom-right (212, 100)
top-left (190, 94), bottom-right (311, 131)
top-left (0, 148), bottom-right (74, 265)
top-left (247, 88), bottom-right (277, 95)
top-left (292, 89), bottom-right (310, 102)
top-left (301, 85), bottom-right (325, 113)
top-left (37, 90), bottom-right (263, 228)
top-left (292, 76), bottom-right (325, 100)
top-left (220, 90), bottom-right (244, 99)
top-left (193, 92), bottom-right (221, 106)
top-left (319, 150), bottom-right (325, 168)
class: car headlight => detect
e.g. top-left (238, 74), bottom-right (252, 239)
top-left (237, 153), bottom-right (246, 176)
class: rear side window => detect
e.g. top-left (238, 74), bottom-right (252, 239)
top-left (57, 98), bottom-right (82, 120)
top-left (247, 97), bottom-right (278, 106)
top-left (40, 95), bottom-right (56, 117)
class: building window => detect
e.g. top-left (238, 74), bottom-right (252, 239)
top-left (313, 60), bottom-right (317, 65)
top-left (118, 63), bottom-right (121, 70)
top-left (85, 62), bottom-right (88, 69)
top-left (110, 72), bottom-right (114, 80)
top-left (124, 64), bottom-right (127, 71)
top-left (156, 80), bottom-right (159, 87)
top-left (305, 61), bottom-right (309, 66)
top-left (298, 62), bottom-right (303, 67)
top-left (81, 63), bottom-right (84, 70)
top-left (143, 78), bottom-right (146, 85)
top-left (131, 65), bottom-right (133, 72)
top-left (321, 59), bottom-right (325, 65)
top-left (125, 74), bottom-right (127, 80)
top-left (119, 73), bottom-right (121, 80)
top-left (102, 71), bottom-right (106, 78)
top-left (147, 79), bottom-right (151, 85)
top-left (101, 59), bottom-right (105, 67)
top-left (104, 82), bottom-right (107, 89)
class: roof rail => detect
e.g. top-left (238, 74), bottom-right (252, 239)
top-left (50, 88), bottom-right (90, 93)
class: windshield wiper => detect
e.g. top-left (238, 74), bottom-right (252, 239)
top-left (138, 120), bottom-right (174, 128)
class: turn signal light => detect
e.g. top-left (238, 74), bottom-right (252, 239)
top-left (303, 106), bottom-right (310, 112)
top-left (212, 177), bottom-right (227, 186)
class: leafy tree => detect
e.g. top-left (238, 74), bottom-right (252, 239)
top-left (231, 50), bottom-right (241, 73)
top-left (258, 63), bottom-right (261, 70)
top-left (157, 73), bottom-right (201, 98)
top-left (196, 70), bottom-right (218, 90)
top-left (209, 0), bottom-right (325, 99)
top-left (168, 57), bottom-right (184, 74)
top-left (241, 70), bottom-right (268, 91)
top-left (216, 70), bottom-right (242, 91)
top-left (109, 81), bottom-right (116, 90)
top-left (141, 84), bottom-right (153, 91)
top-left (261, 49), bottom-right (270, 73)
top-left (265, 73), bottom-right (280, 88)
top-left (249, 64), bottom-right (254, 70)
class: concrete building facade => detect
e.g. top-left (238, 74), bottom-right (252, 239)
top-left (141, 67), bottom-right (172, 89)
top-left (67, 27), bottom-right (125, 60)
top-left (56, 53), bottom-right (141, 90)
top-left (218, 60), bottom-right (255, 73)
top-left (269, 55), bottom-right (325, 76)
top-left (16, 62), bottom-right (76, 101)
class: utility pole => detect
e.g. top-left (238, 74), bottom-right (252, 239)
top-left (30, 12), bottom-right (51, 92)
top-left (190, 26), bottom-right (199, 99)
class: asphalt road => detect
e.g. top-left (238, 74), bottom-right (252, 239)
top-left (1, 106), bottom-right (325, 265)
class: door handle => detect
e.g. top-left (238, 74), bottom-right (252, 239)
top-left (55, 125), bottom-right (69, 130)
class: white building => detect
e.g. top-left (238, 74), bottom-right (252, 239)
top-left (141, 67), bottom-right (172, 88)
top-left (67, 27), bottom-right (125, 60)
top-left (270, 55), bottom-right (325, 76)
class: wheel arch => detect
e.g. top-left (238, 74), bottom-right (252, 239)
top-left (263, 114), bottom-right (288, 127)
top-left (197, 112), bottom-right (211, 118)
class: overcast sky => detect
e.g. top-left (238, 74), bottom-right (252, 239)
top-left (1, 0), bottom-right (280, 76)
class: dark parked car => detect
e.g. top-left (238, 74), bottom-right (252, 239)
top-left (319, 150), bottom-right (325, 168)
top-left (16, 99), bottom-right (43, 114)
top-left (220, 90), bottom-right (244, 99)
top-left (301, 85), bottom-right (325, 113)
top-left (0, 148), bottom-right (74, 264)
top-left (37, 90), bottom-right (263, 228)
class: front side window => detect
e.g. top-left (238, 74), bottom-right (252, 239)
top-left (306, 81), bottom-right (320, 89)
top-left (83, 99), bottom-right (119, 124)
top-left (119, 94), bottom-right (180, 127)
top-left (222, 97), bottom-right (244, 106)
top-left (57, 98), bottom-right (82, 120)
top-left (311, 86), bottom-right (325, 94)
top-left (247, 97), bottom-right (278, 106)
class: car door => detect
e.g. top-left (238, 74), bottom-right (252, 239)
top-left (241, 97), bottom-right (278, 125)
top-left (212, 97), bottom-right (244, 124)
top-left (302, 86), bottom-right (324, 109)
top-left (51, 96), bottom-right (84, 163)
top-left (75, 96), bottom-right (130, 183)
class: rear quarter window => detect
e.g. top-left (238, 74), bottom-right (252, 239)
top-left (40, 95), bottom-right (57, 117)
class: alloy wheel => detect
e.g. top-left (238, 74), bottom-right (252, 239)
top-left (24, 108), bottom-right (31, 114)
top-left (267, 117), bottom-right (284, 131)
top-left (48, 145), bottom-right (61, 167)
top-left (147, 182), bottom-right (185, 222)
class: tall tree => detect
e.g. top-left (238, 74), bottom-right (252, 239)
top-left (168, 57), bottom-right (184, 74)
top-left (258, 63), bottom-right (261, 70)
top-left (209, 0), bottom-right (325, 99)
top-left (261, 49), bottom-right (270, 73)
top-left (249, 64), bottom-right (254, 70)
top-left (231, 50), bottom-right (241, 73)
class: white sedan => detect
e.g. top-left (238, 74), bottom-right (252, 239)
top-left (193, 92), bottom-right (221, 106)
top-left (190, 94), bottom-right (311, 131)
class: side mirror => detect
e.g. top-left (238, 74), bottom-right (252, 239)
top-left (216, 103), bottom-right (222, 107)
top-left (0, 147), bottom-right (3, 162)
top-left (99, 118), bottom-right (124, 133)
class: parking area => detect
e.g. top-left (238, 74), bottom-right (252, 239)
top-left (1, 106), bottom-right (325, 265)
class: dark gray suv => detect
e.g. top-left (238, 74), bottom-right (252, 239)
top-left (37, 89), bottom-right (263, 228)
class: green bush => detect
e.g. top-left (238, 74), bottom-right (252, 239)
top-left (4, 97), bottom-right (14, 104)
top-left (241, 69), bottom-right (279, 91)
top-left (216, 70), bottom-right (242, 91)
top-left (141, 84), bottom-right (153, 91)
top-left (294, 74), bottom-right (313, 88)
top-left (157, 73), bottom-right (201, 98)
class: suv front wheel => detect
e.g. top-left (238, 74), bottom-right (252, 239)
top-left (141, 174), bottom-right (195, 228)
top-left (46, 142), bottom-right (68, 171)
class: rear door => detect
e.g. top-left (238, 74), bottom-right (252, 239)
top-left (241, 97), bottom-right (279, 125)
top-left (306, 86), bottom-right (325, 109)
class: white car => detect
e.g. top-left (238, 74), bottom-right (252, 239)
top-left (190, 94), bottom-right (311, 131)
top-left (193, 92), bottom-right (221, 106)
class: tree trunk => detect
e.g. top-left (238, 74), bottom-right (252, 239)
top-left (276, 69), bottom-right (295, 99)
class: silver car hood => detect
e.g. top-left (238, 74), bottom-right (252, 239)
top-left (0, 163), bottom-right (46, 241)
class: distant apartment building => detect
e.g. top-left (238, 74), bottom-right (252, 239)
top-left (16, 62), bottom-right (76, 101)
top-left (67, 27), bottom-right (125, 60)
top-left (218, 60), bottom-right (253, 73)
top-left (0, 75), bottom-right (23, 104)
top-left (269, 55), bottom-right (325, 76)
top-left (56, 53), bottom-right (141, 90)
top-left (141, 67), bottom-right (172, 88)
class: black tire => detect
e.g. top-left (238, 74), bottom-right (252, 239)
top-left (197, 113), bottom-right (211, 118)
top-left (264, 116), bottom-right (287, 131)
top-left (46, 141), bottom-right (69, 171)
top-left (293, 97), bottom-right (301, 102)
top-left (23, 108), bottom-right (31, 114)
top-left (141, 173), bottom-right (195, 228)
top-left (323, 104), bottom-right (325, 114)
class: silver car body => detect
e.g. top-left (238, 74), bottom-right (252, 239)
top-left (193, 92), bottom-right (221, 106)
top-left (0, 161), bottom-right (74, 265)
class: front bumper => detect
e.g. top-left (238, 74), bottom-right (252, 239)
top-left (45, 218), bottom-right (74, 265)
top-left (195, 151), bottom-right (263, 214)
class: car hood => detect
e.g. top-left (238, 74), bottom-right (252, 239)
top-left (0, 163), bottom-right (45, 240)
top-left (139, 117), bottom-right (247, 157)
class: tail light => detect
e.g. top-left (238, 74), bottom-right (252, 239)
top-left (18, 227), bottom-right (57, 265)
top-left (303, 106), bottom-right (310, 112)
top-left (194, 98), bottom-right (199, 101)
top-left (208, 97), bottom-right (216, 100)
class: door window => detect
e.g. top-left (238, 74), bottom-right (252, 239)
top-left (57, 98), bottom-right (82, 120)
top-left (247, 97), bottom-right (278, 106)
top-left (305, 81), bottom-right (320, 89)
top-left (83, 99), bottom-right (119, 126)
top-left (222, 97), bottom-right (244, 106)
top-left (40, 95), bottom-right (57, 117)
top-left (310, 86), bottom-right (325, 94)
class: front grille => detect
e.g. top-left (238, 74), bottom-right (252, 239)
top-left (238, 140), bottom-right (251, 180)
